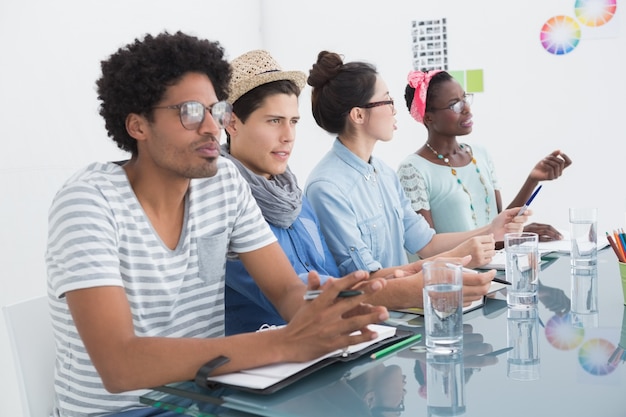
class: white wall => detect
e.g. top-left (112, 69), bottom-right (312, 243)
top-left (0, 1), bottom-right (263, 415)
top-left (1, 0), bottom-right (624, 415)
top-left (264, 0), bottom-right (626, 236)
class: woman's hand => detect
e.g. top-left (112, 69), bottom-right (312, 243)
top-left (524, 222), bottom-right (563, 241)
top-left (490, 207), bottom-right (532, 240)
top-left (529, 150), bottom-right (572, 182)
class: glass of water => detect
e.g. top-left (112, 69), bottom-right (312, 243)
top-left (423, 259), bottom-right (463, 353)
top-left (505, 232), bottom-right (539, 309)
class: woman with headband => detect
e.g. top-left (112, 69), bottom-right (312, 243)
top-left (397, 70), bottom-right (572, 240)
top-left (304, 51), bottom-right (530, 276)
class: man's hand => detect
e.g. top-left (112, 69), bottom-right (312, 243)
top-left (279, 271), bottom-right (389, 363)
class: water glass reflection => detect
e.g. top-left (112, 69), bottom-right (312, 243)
top-left (507, 307), bottom-right (540, 381)
top-left (570, 268), bottom-right (599, 328)
top-left (426, 351), bottom-right (466, 416)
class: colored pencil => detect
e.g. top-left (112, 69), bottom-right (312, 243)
top-left (606, 232), bottom-right (626, 262)
top-left (614, 230), bottom-right (626, 260)
top-left (618, 229), bottom-right (626, 257)
top-left (370, 333), bottom-right (422, 360)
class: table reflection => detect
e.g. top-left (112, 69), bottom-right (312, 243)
top-left (425, 352), bottom-right (465, 416)
top-left (507, 307), bottom-right (540, 381)
top-left (398, 323), bottom-right (503, 416)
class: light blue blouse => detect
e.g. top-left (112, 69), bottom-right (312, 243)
top-left (305, 139), bottom-right (435, 275)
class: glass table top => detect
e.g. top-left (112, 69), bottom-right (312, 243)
top-left (141, 249), bottom-right (626, 417)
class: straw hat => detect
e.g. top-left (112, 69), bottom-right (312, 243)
top-left (228, 49), bottom-right (306, 104)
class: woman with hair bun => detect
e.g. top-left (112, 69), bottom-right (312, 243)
top-left (304, 51), bottom-right (530, 280)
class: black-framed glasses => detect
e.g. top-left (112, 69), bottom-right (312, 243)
top-left (152, 100), bottom-right (232, 130)
top-left (360, 99), bottom-right (395, 110)
top-left (429, 93), bottom-right (473, 114)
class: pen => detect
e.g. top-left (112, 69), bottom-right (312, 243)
top-left (517, 185), bottom-right (542, 216)
top-left (482, 346), bottom-right (513, 357)
top-left (303, 289), bottom-right (364, 301)
top-left (492, 277), bottom-right (512, 285)
top-left (370, 333), bottom-right (422, 360)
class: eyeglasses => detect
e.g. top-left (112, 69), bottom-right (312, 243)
top-left (360, 99), bottom-right (395, 110)
top-left (152, 100), bottom-right (232, 130)
top-left (429, 93), bottom-right (473, 114)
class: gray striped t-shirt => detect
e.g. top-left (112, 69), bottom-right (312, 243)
top-left (46, 159), bottom-right (276, 417)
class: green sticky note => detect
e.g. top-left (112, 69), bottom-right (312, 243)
top-left (466, 69), bottom-right (484, 93)
top-left (448, 70), bottom-right (465, 90)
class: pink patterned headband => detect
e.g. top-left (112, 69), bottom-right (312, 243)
top-left (407, 70), bottom-right (442, 123)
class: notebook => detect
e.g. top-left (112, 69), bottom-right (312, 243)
top-left (537, 235), bottom-right (609, 254)
top-left (195, 324), bottom-right (413, 394)
top-left (479, 248), bottom-right (556, 270)
top-left (392, 279), bottom-right (507, 316)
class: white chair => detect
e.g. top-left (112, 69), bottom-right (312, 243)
top-left (3, 295), bottom-right (55, 417)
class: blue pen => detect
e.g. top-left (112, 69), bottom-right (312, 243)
top-left (517, 185), bottom-right (542, 216)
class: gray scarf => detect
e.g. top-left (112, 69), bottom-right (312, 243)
top-left (220, 144), bottom-right (302, 228)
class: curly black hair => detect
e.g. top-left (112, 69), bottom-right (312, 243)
top-left (96, 31), bottom-right (231, 155)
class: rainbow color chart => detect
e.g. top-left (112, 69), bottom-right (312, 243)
top-left (540, 0), bottom-right (617, 55)
top-left (545, 313), bottom-right (585, 350)
top-left (578, 338), bottom-right (618, 376)
top-left (540, 15), bottom-right (581, 55)
top-left (575, 0), bottom-right (617, 27)
top-left (545, 313), bottom-right (620, 376)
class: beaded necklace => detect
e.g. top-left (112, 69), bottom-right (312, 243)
top-left (425, 142), bottom-right (491, 227)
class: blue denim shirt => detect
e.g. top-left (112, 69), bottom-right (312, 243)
top-left (305, 139), bottom-right (435, 275)
top-left (225, 196), bottom-right (339, 335)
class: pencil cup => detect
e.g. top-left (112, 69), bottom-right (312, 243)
top-left (569, 207), bottom-right (598, 271)
top-left (422, 260), bottom-right (463, 353)
top-left (619, 262), bottom-right (626, 306)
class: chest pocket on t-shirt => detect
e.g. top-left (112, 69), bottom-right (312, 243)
top-left (197, 228), bottom-right (229, 285)
top-left (357, 214), bottom-right (386, 259)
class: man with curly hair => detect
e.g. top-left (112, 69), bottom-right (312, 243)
top-left (45, 31), bottom-right (388, 417)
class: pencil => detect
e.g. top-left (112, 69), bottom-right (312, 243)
top-left (618, 231), bottom-right (626, 261)
top-left (370, 333), bottom-right (422, 360)
top-left (614, 230), bottom-right (625, 260)
top-left (606, 232), bottom-right (626, 262)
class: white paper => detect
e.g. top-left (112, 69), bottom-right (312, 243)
top-left (480, 248), bottom-right (555, 270)
top-left (204, 324), bottom-right (397, 390)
